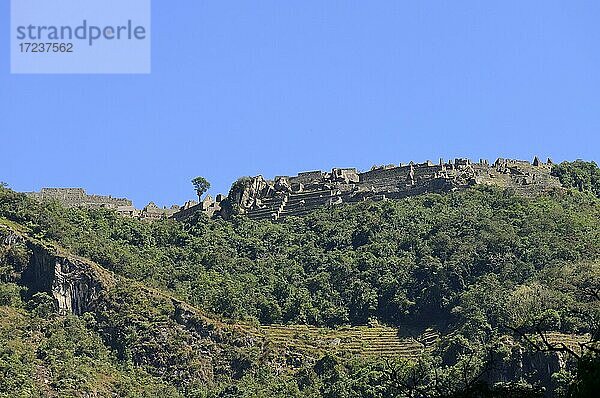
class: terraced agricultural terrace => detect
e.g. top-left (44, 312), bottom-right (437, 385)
top-left (260, 324), bottom-right (436, 359)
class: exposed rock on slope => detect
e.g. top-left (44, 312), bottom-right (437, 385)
top-left (1, 224), bottom-right (112, 315)
top-left (25, 245), bottom-right (110, 315)
top-left (0, 221), bottom-right (271, 386)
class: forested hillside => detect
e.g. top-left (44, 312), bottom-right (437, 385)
top-left (0, 161), bottom-right (599, 397)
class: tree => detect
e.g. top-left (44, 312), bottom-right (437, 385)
top-left (191, 176), bottom-right (211, 201)
top-left (552, 160), bottom-right (600, 198)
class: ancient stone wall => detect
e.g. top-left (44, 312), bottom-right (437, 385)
top-left (359, 165), bottom-right (410, 183)
top-left (171, 196), bottom-right (225, 221)
top-left (24, 157), bottom-right (562, 223)
top-left (225, 158), bottom-right (562, 221)
top-left (26, 188), bottom-right (132, 208)
top-left (290, 171), bottom-right (327, 185)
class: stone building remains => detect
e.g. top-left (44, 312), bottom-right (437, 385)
top-left (24, 157), bottom-right (562, 222)
top-left (25, 188), bottom-right (181, 221)
top-left (224, 157), bottom-right (561, 221)
top-left (26, 188), bottom-right (131, 209)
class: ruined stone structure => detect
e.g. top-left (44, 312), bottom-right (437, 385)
top-left (139, 202), bottom-right (180, 220)
top-left (26, 188), bottom-right (180, 221)
top-left (25, 157), bottom-right (562, 223)
top-left (26, 188), bottom-right (132, 209)
top-left (226, 157), bottom-right (561, 221)
top-left (171, 194), bottom-right (225, 221)
top-left (115, 202), bottom-right (180, 220)
top-left (115, 205), bottom-right (139, 218)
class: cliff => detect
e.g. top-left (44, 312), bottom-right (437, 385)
top-left (1, 224), bottom-right (112, 316)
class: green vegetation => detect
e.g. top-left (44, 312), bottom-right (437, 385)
top-left (0, 293), bottom-right (180, 397)
top-left (552, 160), bottom-right (600, 197)
top-left (5, 185), bottom-right (598, 331)
top-left (0, 160), bottom-right (599, 397)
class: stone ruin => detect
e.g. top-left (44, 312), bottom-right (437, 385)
top-left (222, 157), bottom-right (562, 221)
top-left (25, 188), bottom-right (180, 221)
top-left (136, 202), bottom-right (181, 220)
top-left (24, 157), bottom-right (562, 222)
top-left (170, 194), bottom-right (225, 221)
top-left (26, 188), bottom-right (132, 209)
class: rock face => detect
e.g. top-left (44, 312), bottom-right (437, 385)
top-left (483, 345), bottom-right (572, 394)
top-left (25, 245), bottom-right (107, 315)
top-left (229, 176), bottom-right (274, 210)
top-left (1, 226), bottom-right (110, 315)
top-left (225, 157), bottom-right (562, 221)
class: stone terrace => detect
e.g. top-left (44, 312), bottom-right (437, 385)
top-left (228, 157), bottom-right (562, 221)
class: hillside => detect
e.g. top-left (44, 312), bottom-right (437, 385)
top-left (0, 160), bottom-right (599, 397)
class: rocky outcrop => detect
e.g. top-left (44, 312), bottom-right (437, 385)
top-left (172, 299), bottom-right (261, 349)
top-left (229, 176), bottom-right (274, 211)
top-left (25, 245), bottom-right (108, 315)
top-left (483, 346), bottom-right (573, 394)
top-left (1, 225), bottom-right (111, 315)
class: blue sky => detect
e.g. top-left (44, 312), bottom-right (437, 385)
top-left (1, 1), bottom-right (599, 207)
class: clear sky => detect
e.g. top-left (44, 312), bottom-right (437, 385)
top-left (2, 1), bottom-right (599, 207)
